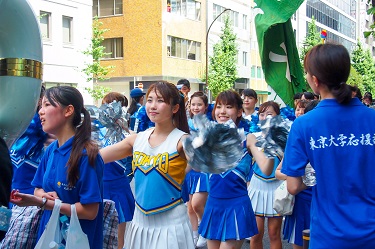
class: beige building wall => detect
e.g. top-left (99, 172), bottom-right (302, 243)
top-left (97, 0), bottom-right (206, 98)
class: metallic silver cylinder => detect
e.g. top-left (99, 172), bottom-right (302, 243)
top-left (0, 0), bottom-right (43, 147)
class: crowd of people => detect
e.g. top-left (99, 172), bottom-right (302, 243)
top-left (1, 43), bottom-right (375, 249)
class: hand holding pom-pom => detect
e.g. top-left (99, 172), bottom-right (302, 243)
top-left (255, 115), bottom-right (291, 158)
top-left (183, 115), bottom-right (246, 174)
top-left (92, 101), bottom-right (130, 148)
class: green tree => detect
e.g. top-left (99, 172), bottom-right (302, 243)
top-left (351, 41), bottom-right (375, 94)
top-left (300, 17), bottom-right (321, 63)
top-left (207, 15), bottom-right (238, 98)
top-left (299, 17), bottom-right (320, 92)
top-left (364, 0), bottom-right (375, 38)
top-left (347, 66), bottom-right (365, 94)
top-left (82, 17), bottom-right (113, 101)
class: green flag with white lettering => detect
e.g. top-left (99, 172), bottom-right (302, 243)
top-left (254, 0), bottom-right (305, 107)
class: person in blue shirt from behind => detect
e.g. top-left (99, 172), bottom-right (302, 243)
top-left (10, 86), bottom-right (104, 249)
top-left (282, 43), bottom-right (375, 249)
top-left (276, 100), bottom-right (319, 249)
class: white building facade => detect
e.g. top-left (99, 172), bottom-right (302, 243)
top-left (28, 0), bottom-right (93, 103)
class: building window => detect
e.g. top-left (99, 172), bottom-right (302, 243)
top-left (102, 38), bottom-right (123, 59)
top-left (229, 10), bottom-right (239, 27)
top-left (93, 0), bottom-right (123, 17)
top-left (213, 4), bottom-right (238, 27)
top-left (242, 51), bottom-right (247, 66)
top-left (257, 66), bottom-right (262, 78)
top-left (251, 66), bottom-right (256, 78)
top-left (40, 11), bottom-right (51, 40)
top-left (242, 14), bottom-right (248, 30)
top-left (62, 16), bottom-right (73, 44)
top-left (167, 36), bottom-right (201, 61)
top-left (170, 0), bottom-right (201, 21)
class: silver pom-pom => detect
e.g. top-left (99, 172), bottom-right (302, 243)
top-left (183, 114), bottom-right (246, 174)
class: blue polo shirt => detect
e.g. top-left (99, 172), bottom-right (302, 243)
top-left (32, 136), bottom-right (104, 249)
top-left (282, 98), bottom-right (375, 248)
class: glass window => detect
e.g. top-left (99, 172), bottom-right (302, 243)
top-left (243, 14), bottom-right (247, 30)
top-left (171, 37), bottom-right (177, 57)
top-left (186, 0), bottom-right (195, 19)
top-left (195, 2), bottom-right (201, 20)
top-left (181, 0), bottom-right (187, 17)
top-left (102, 38), bottom-right (123, 58)
top-left (196, 42), bottom-right (201, 61)
top-left (99, 0), bottom-right (114, 16)
top-left (242, 51), bottom-right (247, 66)
top-left (93, 0), bottom-right (123, 17)
top-left (93, 1), bottom-right (98, 17)
top-left (62, 16), bottom-right (72, 43)
top-left (168, 36), bottom-right (201, 61)
top-left (257, 66), bottom-right (262, 78)
top-left (181, 39), bottom-right (187, 59)
top-left (115, 0), bottom-right (123, 15)
top-left (251, 66), bottom-right (256, 78)
top-left (40, 11), bottom-right (51, 40)
top-left (188, 41), bottom-right (196, 60)
top-left (176, 38), bottom-right (182, 58)
top-left (167, 36), bottom-right (172, 56)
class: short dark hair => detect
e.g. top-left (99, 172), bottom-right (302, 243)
top-left (177, 79), bottom-right (190, 89)
top-left (241, 88), bottom-right (257, 99)
top-left (302, 92), bottom-right (314, 100)
top-left (294, 92), bottom-right (302, 100)
top-left (364, 92), bottom-right (372, 100)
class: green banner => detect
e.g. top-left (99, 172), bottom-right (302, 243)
top-left (254, 0), bottom-right (305, 107)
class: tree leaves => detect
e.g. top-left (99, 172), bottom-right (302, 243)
top-left (207, 15), bottom-right (238, 98)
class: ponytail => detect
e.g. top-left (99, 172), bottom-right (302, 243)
top-left (330, 82), bottom-right (352, 105)
top-left (68, 108), bottom-right (98, 187)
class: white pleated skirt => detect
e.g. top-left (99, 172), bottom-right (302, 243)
top-left (124, 204), bottom-right (195, 249)
top-left (248, 175), bottom-right (282, 217)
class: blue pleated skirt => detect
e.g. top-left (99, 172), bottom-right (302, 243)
top-left (198, 195), bottom-right (258, 241)
top-left (185, 170), bottom-right (209, 194)
top-left (103, 177), bottom-right (135, 223)
top-left (282, 194), bottom-right (312, 246)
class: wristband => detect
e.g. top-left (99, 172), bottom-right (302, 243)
top-left (38, 197), bottom-right (47, 211)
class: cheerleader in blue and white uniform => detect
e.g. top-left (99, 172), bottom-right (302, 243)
top-left (247, 101), bottom-right (284, 249)
top-left (185, 91), bottom-right (210, 247)
top-left (100, 81), bottom-right (195, 249)
top-left (198, 90), bottom-right (275, 249)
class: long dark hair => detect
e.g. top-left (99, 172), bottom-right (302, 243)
top-left (213, 90), bottom-right (243, 125)
top-left (146, 81), bottom-right (189, 133)
top-left (304, 43), bottom-right (352, 104)
top-left (44, 86), bottom-right (99, 187)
